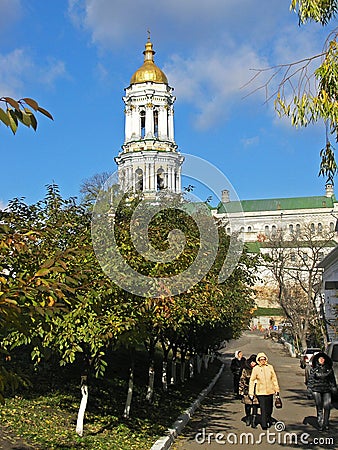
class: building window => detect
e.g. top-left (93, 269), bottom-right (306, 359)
top-left (330, 222), bottom-right (335, 232)
top-left (226, 227), bottom-right (231, 234)
top-left (135, 168), bottom-right (143, 191)
top-left (264, 225), bottom-right (269, 235)
top-left (319, 251), bottom-right (324, 261)
top-left (271, 225), bottom-right (277, 236)
top-left (140, 110), bottom-right (146, 138)
top-left (325, 281), bottom-right (338, 290)
top-left (318, 223), bottom-right (323, 233)
top-left (240, 227), bottom-right (244, 233)
top-left (154, 109), bottom-right (159, 137)
top-left (289, 224), bottom-right (294, 234)
top-left (157, 168), bottom-right (165, 190)
top-left (302, 252), bottom-right (308, 262)
top-left (290, 252), bottom-right (296, 262)
top-left (296, 223), bottom-right (301, 235)
top-left (248, 226), bottom-right (252, 232)
top-left (311, 223), bottom-right (315, 233)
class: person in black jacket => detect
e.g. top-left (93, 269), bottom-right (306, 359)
top-left (238, 354), bottom-right (260, 427)
top-left (230, 350), bottom-right (246, 398)
top-left (307, 352), bottom-right (337, 431)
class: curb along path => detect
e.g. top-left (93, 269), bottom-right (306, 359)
top-left (169, 331), bottom-right (337, 449)
top-left (150, 364), bottom-right (225, 450)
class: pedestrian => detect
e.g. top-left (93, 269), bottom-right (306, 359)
top-left (307, 351), bottom-right (337, 431)
top-left (239, 354), bottom-right (260, 428)
top-left (249, 352), bottom-right (280, 430)
top-left (230, 350), bottom-right (246, 398)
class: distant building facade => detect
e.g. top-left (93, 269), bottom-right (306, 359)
top-left (318, 246), bottom-right (338, 341)
top-left (212, 184), bottom-right (338, 309)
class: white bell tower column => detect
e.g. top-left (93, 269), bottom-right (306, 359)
top-left (115, 37), bottom-right (184, 196)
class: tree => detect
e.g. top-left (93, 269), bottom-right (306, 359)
top-left (79, 171), bottom-right (113, 204)
top-left (110, 195), bottom-right (256, 401)
top-left (0, 185), bottom-right (131, 434)
top-left (246, 0), bottom-right (338, 183)
top-left (264, 223), bottom-right (336, 350)
top-left (1, 182), bottom-right (257, 432)
top-left (0, 97), bottom-right (53, 134)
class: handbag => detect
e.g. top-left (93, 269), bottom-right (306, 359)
top-left (275, 394), bottom-right (282, 409)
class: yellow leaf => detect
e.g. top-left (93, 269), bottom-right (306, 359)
top-left (34, 268), bottom-right (50, 277)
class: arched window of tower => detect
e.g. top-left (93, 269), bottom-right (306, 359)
top-left (135, 168), bottom-right (143, 191)
top-left (154, 109), bottom-right (158, 138)
top-left (157, 168), bottom-right (165, 191)
top-left (140, 110), bottom-right (146, 139)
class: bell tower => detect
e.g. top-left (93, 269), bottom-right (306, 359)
top-left (115, 36), bottom-right (184, 194)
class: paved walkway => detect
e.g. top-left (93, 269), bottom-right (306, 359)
top-left (0, 425), bottom-right (34, 450)
top-left (172, 331), bottom-right (338, 449)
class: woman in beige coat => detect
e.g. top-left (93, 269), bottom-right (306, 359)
top-left (249, 352), bottom-right (280, 430)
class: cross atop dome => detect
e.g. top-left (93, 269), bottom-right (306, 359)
top-left (130, 36), bottom-right (168, 85)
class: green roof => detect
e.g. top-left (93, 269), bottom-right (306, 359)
top-left (216, 195), bottom-right (336, 214)
top-left (245, 239), bottom-right (337, 254)
top-left (245, 242), bottom-right (261, 253)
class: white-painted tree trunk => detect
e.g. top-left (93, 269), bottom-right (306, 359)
top-left (170, 359), bottom-right (177, 385)
top-left (162, 361), bottom-right (168, 391)
top-left (197, 355), bottom-right (202, 374)
top-left (203, 354), bottom-right (209, 370)
top-left (76, 383), bottom-right (88, 437)
top-left (180, 360), bottom-right (186, 383)
top-left (189, 356), bottom-right (194, 379)
top-left (123, 366), bottom-right (134, 418)
top-left (146, 366), bottom-right (155, 402)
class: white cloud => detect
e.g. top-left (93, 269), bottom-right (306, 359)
top-left (241, 136), bottom-right (259, 148)
top-left (0, 49), bottom-right (33, 97)
top-left (0, 49), bottom-right (68, 97)
top-left (39, 59), bottom-right (68, 87)
top-left (66, 0), bottom-right (329, 130)
top-left (67, 0), bottom-right (287, 50)
top-left (164, 45), bottom-right (268, 130)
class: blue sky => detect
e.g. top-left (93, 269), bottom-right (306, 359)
top-left (0, 0), bottom-right (335, 208)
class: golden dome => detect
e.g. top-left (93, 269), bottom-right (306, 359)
top-left (130, 40), bottom-right (168, 85)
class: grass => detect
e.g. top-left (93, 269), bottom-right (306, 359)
top-left (0, 348), bottom-right (222, 449)
top-left (254, 307), bottom-right (284, 316)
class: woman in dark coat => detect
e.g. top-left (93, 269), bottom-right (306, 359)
top-left (230, 350), bottom-right (246, 398)
top-left (239, 354), bottom-right (260, 428)
top-left (307, 352), bottom-right (337, 431)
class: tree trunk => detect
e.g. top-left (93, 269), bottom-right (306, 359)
top-left (196, 354), bottom-right (202, 374)
top-left (180, 348), bottom-right (186, 383)
top-left (188, 355), bottom-right (194, 379)
top-left (162, 361), bottom-right (168, 391)
top-left (203, 354), bottom-right (209, 370)
top-left (160, 338), bottom-right (171, 392)
top-left (123, 351), bottom-right (135, 419)
top-left (145, 339), bottom-right (156, 403)
top-left (170, 344), bottom-right (177, 385)
top-left (146, 364), bottom-right (155, 402)
top-left (76, 375), bottom-right (89, 437)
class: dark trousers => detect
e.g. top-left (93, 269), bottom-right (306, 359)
top-left (312, 391), bottom-right (331, 425)
top-left (233, 374), bottom-right (240, 394)
top-left (245, 403), bottom-right (258, 416)
top-left (257, 394), bottom-right (273, 429)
